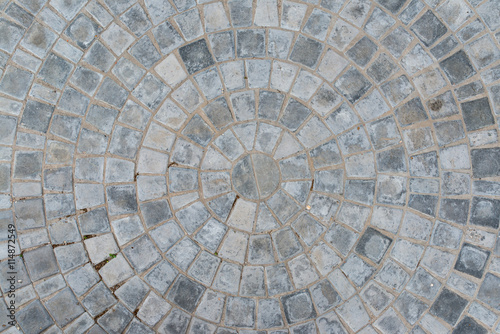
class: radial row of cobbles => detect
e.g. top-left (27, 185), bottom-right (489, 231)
top-left (1, 0), bottom-right (500, 333)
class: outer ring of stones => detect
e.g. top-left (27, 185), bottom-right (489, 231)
top-left (3, 0), bottom-right (500, 332)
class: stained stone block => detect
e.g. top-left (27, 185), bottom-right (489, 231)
top-left (477, 273), bottom-right (500, 311)
top-left (65, 14), bottom-right (100, 50)
top-left (95, 77), bottom-right (128, 109)
top-left (356, 227), bottom-right (392, 263)
top-left (279, 98), bottom-right (312, 131)
top-left (411, 10), bottom-right (447, 47)
top-left (70, 66), bottom-right (102, 95)
top-left (0, 18), bottom-right (25, 53)
top-left (409, 194), bottom-right (438, 216)
top-left (289, 35), bottom-right (324, 68)
top-left (237, 29), bottom-right (265, 58)
top-left (461, 97), bottom-right (495, 131)
top-left (226, 0), bottom-right (252, 27)
top-left (174, 8), bottom-right (203, 41)
top-left (120, 4), bottom-right (152, 37)
top-left (346, 37), bottom-right (378, 67)
top-left (17, 300), bottom-right (54, 333)
top-left (24, 244), bottom-right (59, 281)
top-left (367, 53), bottom-right (398, 83)
top-left (455, 243), bottom-right (490, 278)
top-left (430, 288), bottom-right (468, 325)
top-left (123, 235), bottom-right (161, 273)
top-left (335, 67), bottom-right (372, 103)
top-left (439, 198), bottom-right (469, 225)
top-left (106, 185), bottom-right (138, 216)
top-left (165, 275), bottom-right (206, 314)
top-left (430, 221), bottom-right (463, 249)
top-left (439, 50), bottom-right (476, 85)
top-left (84, 41), bottom-right (116, 72)
top-left (406, 268), bottom-right (441, 300)
top-left (472, 147), bottom-right (500, 178)
top-left (109, 126), bottom-right (142, 159)
top-left (97, 303), bottom-right (133, 334)
top-left (157, 308), bottom-right (191, 333)
top-left (130, 36), bottom-right (161, 69)
top-left (225, 297), bottom-right (256, 327)
top-left (431, 35), bottom-right (459, 59)
top-left (281, 290), bottom-right (316, 324)
top-left (341, 254), bottom-right (375, 287)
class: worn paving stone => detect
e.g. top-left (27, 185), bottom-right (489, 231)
top-left (2, 1), bottom-right (500, 332)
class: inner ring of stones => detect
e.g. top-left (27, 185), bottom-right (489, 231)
top-left (232, 153), bottom-right (280, 200)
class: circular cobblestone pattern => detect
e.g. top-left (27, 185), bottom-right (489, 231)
top-left (1, 0), bottom-right (500, 332)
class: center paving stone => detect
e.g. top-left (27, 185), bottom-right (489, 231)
top-left (232, 153), bottom-right (280, 200)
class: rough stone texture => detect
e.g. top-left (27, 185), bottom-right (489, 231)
top-left (1, 1), bottom-right (500, 332)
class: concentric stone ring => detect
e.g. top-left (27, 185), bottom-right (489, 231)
top-left (1, 0), bottom-right (500, 332)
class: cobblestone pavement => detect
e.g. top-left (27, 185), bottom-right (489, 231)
top-left (0, 0), bottom-right (500, 333)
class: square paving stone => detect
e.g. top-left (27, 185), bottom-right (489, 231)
top-left (401, 44), bottom-right (433, 75)
top-left (20, 21), bottom-right (57, 58)
top-left (289, 34), bottom-right (324, 69)
top-left (430, 221), bottom-right (462, 249)
top-left (377, 175), bottom-right (407, 206)
top-left (409, 194), bottom-right (438, 216)
top-left (376, 146), bottom-right (407, 173)
top-left (228, 0), bottom-right (252, 27)
top-left (461, 97), bottom-right (494, 131)
top-left (381, 26), bottom-right (412, 58)
top-left (17, 300), bottom-right (54, 334)
top-left (152, 21), bottom-right (183, 56)
top-left (453, 317), bottom-right (488, 334)
top-left (355, 227), bottom-right (392, 263)
top-left (179, 39), bottom-right (215, 75)
top-left (109, 126), bottom-right (142, 159)
top-left (472, 148), bottom-right (500, 178)
top-left (375, 260), bottom-right (409, 292)
top-left (6, 3), bottom-right (34, 28)
top-left (281, 290), bottom-right (317, 324)
top-left (144, 261), bottom-right (178, 295)
top-left (240, 266), bottom-right (266, 296)
top-left (134, 74), bottom-right (170, 111)
top-left (97, 303), bottom-right (133, 334)
top-left (20, 99), bottom-right (55, 134)
top-left (209, 31), bottom-right (235, 62)
top-left (45, 287), bottom-right (84, 327)
top-left (310, 279), bottom-right (341, 314)
top-left (455, 243), bottom-right (490, 278)
top-left (325, 223), bottom-right (358, 257)
top-left (346, 36), bottom-right (378, 67)
top-left (367, 53), bottom-right (397, 83)
top-left (195, 67), bottom-right (223, 100)
top-left (1, 66), bottom-right (33, 101)
top-left (406, 268), bottom-right (441, 300)
top-left (360, 282), bottom-right (394, 316)
top-left (123, 235), bottom-right (162, 273)
top-left (96, 78), bottom-right (128, 109)
top-left (65, 14), bottom-right (100, 49)
top-left (65, 264), bottom-right (99, 297)
top-left (237, 29), bottom-right (265, 58)
top-left (257, 298), bottom-right (284, 329)
top-left (174, 8), bottom-right (203, 41)
top-left (410, 10), bottom-right (447, 47)
top-left (24, 244), bottom-right (59, 281)
top-left (303, 9), bottom-right (332, 40)
top-left (341, 254), bottom-right (376, 287)
top-left (14, 198), bottom-right (45, 230)
top-left (430, 288), bottom-right (468, 325)
top-left (106, 185), bottom-right (138, 216)
top-left (115, 276), bottom-right (149, 311)
top-left (137, 292), bottom-right (171, 327)
top-left (334, 67), bottom-right (372, 103)
top-left (439, 198), bottom-right (469, 225)
top-left (182, 115), bottom-right (214, 146)
top-left (477, 273), bottom-right (500, 311)
top-left (225, 297), bottom-right (255, 328)
top-left (470, 197), bottom-right (500, 228)
top-left (431, 35), bottom-right (459, 59)
top-left (120, 4), bottom-right (152, 37)
top-left (188, 251), bottom-right (220, 286)
top-left (439, 50), bottom-right (476, 85)
top-left (129, 36), bottom-right (161, 69)
top-left (158, 308), bottom-right (191, 334)
top-left (82, 282), bottom-right (117, 318)
top-left (112, 58), bottom-right (145, 90)
top-left (38, 53), bottom-right (73, 89)
top-left (84, 41), bottom-right (115, 72)
top-left (0, 18), bottom-right (25, 53)
top-left (467, 35), bottom-right (500, 69)
top-left (54, 242), bottom-right (88, 273)
top-left (70, 66), bottom-right (102, 95)
top-left (394, 97), bottom-right (428, 126)
top-left (336, 295), bottom-right (370, 332)
top-left (345, 179), bottom-right (375, 205)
